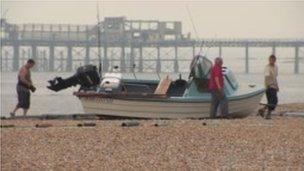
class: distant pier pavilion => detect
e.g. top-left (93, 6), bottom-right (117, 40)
top-left (1, 17), bottom-right (303, 73)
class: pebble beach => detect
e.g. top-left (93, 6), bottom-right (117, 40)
top-left (1, 103), bottom-right (304, 170)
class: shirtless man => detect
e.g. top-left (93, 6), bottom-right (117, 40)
top-left (10, 59), bottom-right (36, 117)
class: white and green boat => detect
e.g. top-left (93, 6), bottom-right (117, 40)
top-left (59, 55), bottom-right (264, 119)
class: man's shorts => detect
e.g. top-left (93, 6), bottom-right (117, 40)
top-left (16, 85), bottom-right (30, 109)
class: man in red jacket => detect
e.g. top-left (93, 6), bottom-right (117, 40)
top-left (208, 57), bottom-right (229, 118)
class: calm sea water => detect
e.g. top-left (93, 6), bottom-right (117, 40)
top-left (1, 71), bottom-right (303, 117)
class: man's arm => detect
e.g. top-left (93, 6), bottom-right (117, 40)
top-left (19, 68), bottom-right (32, 87)
top-left (215, 77), bottom-right (222, 90)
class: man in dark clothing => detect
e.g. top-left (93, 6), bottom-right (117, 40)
top-left (208, 57), bottom-right (229, 118)
top-left (10, 59), bottom-right (36, 117)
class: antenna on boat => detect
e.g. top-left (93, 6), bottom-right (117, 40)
top-left (96, 2), bottom-right (102, 78)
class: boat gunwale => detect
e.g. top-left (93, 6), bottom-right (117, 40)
top-left (74, 88), bottom-right (265, 103)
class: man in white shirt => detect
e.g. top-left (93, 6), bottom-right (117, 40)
top-left (259, 55), bottom-right (279, 119)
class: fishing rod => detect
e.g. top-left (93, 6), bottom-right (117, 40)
top-left (96, 3), bottom-right (102, 78)
top-left (186, 5), bottom-right (205, 56)
top-left (186, 5), bottom-right (217, 57)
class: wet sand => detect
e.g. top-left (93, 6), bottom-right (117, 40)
top-left (1, 103), bottom-right (304, 170)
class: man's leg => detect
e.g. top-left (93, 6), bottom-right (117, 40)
top-left (10, 105), bottom-right (19, 117)
top-left (265, 88), bottom-right (277, 119)
top-left (23, 109), bottom-right (28, 116)
top-left (258, 104), bottom-right (268, 117)
top-left (210, 91), bottom-right (220, 118)
top-left (265, 88), bottom-right (271, 119)
top-left (11, 86), bottom-right (23, 117)
top-left (220, 93), bottom-right (229, 118)
top-left (266, 88), bottom-right (273, 110)
top-left (272, 89), bottom-right (278, 110)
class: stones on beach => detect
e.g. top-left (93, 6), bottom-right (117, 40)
top-left (154, 121), bottom-right (168, 127)
top-left (73, 115), bottom-right (100, 120)
top-left (121, 121), bottom-right (140, 127)
top-left (1, 116), bottom-right (304, 170)
top-left (202, 122), bottom-right (207, 126)
top-left (283, 112), bottom-right (304, 117)
top-left (0, 124), bottom-right (15, 128)
top-left (35, 123), bottom-right (53, 128)
top-left (77, 122), bottom-right (96, 127)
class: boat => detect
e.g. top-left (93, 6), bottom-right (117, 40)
top-left (47, 55), bottom-right (265, 119)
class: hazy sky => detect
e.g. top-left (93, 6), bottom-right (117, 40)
top-left (2, 0), bottom-right (304, 39)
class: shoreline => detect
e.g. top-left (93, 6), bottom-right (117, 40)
top-left (1, 103), bottom-right (304, 120)
top-left (1, 103), bottom-right (304, 170)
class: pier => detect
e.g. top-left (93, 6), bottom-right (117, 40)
top-left (1, 17), bottom-right (303, 73)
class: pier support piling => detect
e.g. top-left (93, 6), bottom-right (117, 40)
top-left (4, 51), bottom-right (9, 71)
top-left (31, 45), bottom-right (37, 71)
top-left (295, 46), bottom-right (299, 74)
top-left (59, 51), bottom-right (64, 71)
top-left (130, 46), bottom-right (135, 72)
top-left (245, 45), bottom-right (249, 74)
top-left (103, 46), bottom-right (108, 72)
top-left (21, 49), bottom-right (26, 64)
top-left (49, 46), bottom-right (54, 72)
top-left (121, 46), bottom-right (126, 72)
top-left (85, 46), bottom-right (90, 65)
top-left (66, 46), bottom-right (72, 72)
top-left (272, 45), bottom-right (276, 56)
top-left (192, 45), bottom-right (196, 57)
top-left (174, 46), bottom-right (179, 73)
top-left (139, 46), bottom-right (143, 72)
top-left (156, 46), bottom-right (161, 73)
top-left (13, 44), bottom-right (19, 71)
top-left (42, 50), bottom-right (47, 71)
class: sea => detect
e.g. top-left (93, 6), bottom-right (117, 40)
top-left (1, 71), bottom-right (303, 117)
top-left (1, 46), bottom-right (304, 116)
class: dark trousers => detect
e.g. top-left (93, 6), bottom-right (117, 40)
top-left (210, 90), bottom-right (228, 118)
top-left (266, 87), bottom-right (278, 111)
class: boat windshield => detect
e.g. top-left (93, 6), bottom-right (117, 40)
top-left (190, 55), bottom-right (212, 80)
top-left (224, 69), bottom-right (238, 90)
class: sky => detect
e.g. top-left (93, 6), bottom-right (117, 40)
top-left (2, 0), bottom-right (304, 39)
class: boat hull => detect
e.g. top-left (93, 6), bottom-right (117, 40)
top-left (78, 92), bottom-right (264, 119)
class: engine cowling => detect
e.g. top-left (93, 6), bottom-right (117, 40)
top-left (47, 65), bottom-right (100, 92)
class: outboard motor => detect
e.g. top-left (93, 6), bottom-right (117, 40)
top-left (47, 65), bottom-right (100, 92)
